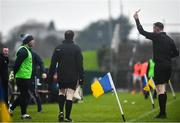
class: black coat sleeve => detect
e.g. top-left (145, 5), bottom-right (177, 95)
top-left (32, 51), bottom-right (46, 73)
top-left (170, 39), bottom-right (179, 58)
top-left (76, 47), bottom-right (84, 80)
top-left (48, 48), bottom-right (59, 81)
top-left (135, 18), bottom-right (158, 40)
top-left (14, 48), bottom-right (28, 75)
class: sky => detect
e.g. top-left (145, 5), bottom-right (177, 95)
top-left (0, 0), bottom-right (180, 39)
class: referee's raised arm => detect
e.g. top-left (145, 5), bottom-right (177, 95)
top-left (133, 10), bottom-right (157, 40)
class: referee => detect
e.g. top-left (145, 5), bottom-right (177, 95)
top-left (49, 30), bottom-right (84, 122)
top-left (134, 10), bottom-right (179, 118)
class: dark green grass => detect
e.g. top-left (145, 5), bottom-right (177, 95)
top-left (11, 92), bottom-right (180, 122)
top-left (82, 51), bottom-right (99, 71)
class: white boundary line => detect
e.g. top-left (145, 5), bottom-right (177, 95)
top-left (128, 97), bottom-right (180, 122)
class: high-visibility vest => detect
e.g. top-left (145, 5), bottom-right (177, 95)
top-left (15, 46), bottom-right (32, 79)
top-left (148, 59), bottom-right (155, 78)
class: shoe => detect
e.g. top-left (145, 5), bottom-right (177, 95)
top-left (38, 110), bottom-right (42, 113)
top-left (38, 108), bottom-right (42, 113)
top-left (21, 114), bottom-right (32, 119)
top-left (154, 113), bottom-right (167, 119)
top-left (8, 107), bottom-right (13, 116)
top-left (58, 112), bottom-right (64, 122)
top-left (64, 117), bottom-right (72, 122)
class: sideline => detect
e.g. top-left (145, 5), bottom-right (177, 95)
top-left (128, 97), bottom-right (180, 122)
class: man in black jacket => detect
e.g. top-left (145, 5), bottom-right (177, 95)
top-left (30, 50), bottom-right (47, 112)
top-left (49, 30), bottom-right (84, 122)
top-left (0, 45), bottom-right (9, 107)
top-left (134, 10), bottom-right (179, 118)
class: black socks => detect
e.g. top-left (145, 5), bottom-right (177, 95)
top-left (58, 95), bottom-right (73, 120)
top-left (158, 93), bottom-right (167, 115)
top-left (58, 95), bottom-right (66, 113)
top-left (65, 100), bottom-right (73, 119)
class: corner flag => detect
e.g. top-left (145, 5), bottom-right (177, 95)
top-left (91, 73), bottom-right (113, 98)
top-left (91, 72), bottom-right (126, 122)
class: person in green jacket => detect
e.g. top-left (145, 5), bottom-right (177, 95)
top-left (144, 59), bottom-right (157, 99)
top-left (9, 34), bottom-right (35, 119)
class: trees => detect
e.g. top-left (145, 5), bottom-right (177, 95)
top-left (116, 15), bottom-right (133, 42)
top-left (48, 21), bottom-right (56, 31)
top-left (5, 20), bottom-right (47, 52)
top-left (5, 20), bottom-right (62, 59)
top-left (76, 15), bottom-right (133, 50)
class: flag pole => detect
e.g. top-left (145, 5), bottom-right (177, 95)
top-left (144, 75), bottom-right (155, 109)
top-left (168, 80), bottom-right (176, 99)
top-left (108, 72), bottom-right (126, 122)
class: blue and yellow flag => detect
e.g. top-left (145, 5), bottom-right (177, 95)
top-left (0, 83), bottom-right (11, 122)
top-left (148, 79), bottom-right (155, 90)
top-left (142, 76), bottom-right (155, 92)
top-left (91, 73), bottom-right (113, 98)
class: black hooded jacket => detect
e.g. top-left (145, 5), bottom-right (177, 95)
top-left (49, 40), bottom-right (84, 83)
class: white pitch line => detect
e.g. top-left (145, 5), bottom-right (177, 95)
top-left (128, 97), bottom-right (180, 122)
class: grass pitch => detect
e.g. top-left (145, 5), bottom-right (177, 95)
top-left (11, 92), bottom-right (180, 122)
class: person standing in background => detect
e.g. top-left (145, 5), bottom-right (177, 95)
top-left (131, 62), bottom-right (142, 95)
top-left (30, 50), bottom-right (47, 112)
top-left (0, 45), bottom-right (9, 107)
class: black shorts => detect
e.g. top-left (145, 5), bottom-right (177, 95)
top-left (58, 81), bottom-right (77, 90)
top-left (154, 63), bottom-right (171, 85)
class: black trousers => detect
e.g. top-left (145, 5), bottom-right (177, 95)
top-left (29, 77), bottom-right (42, 112)
top-left (12, 78), bottom-right (30, 115)
top-left (30, 90), bottom-right (42, 111)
